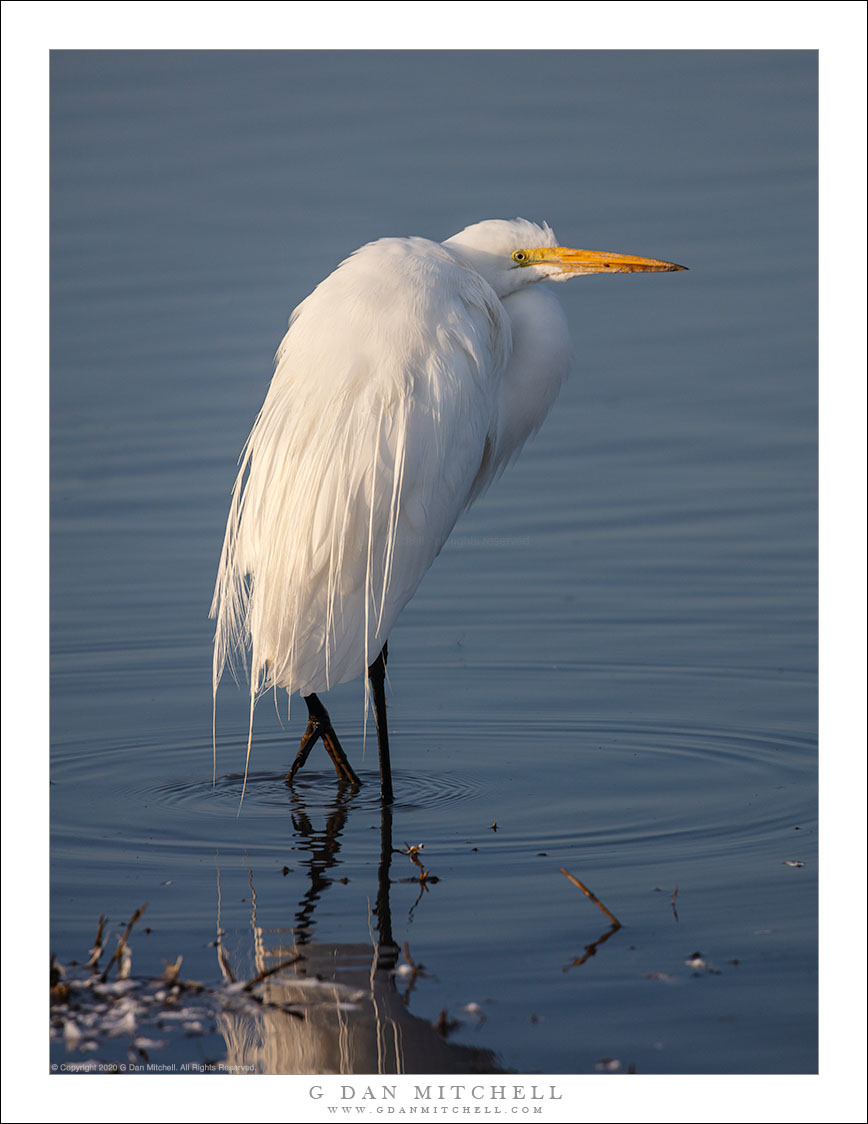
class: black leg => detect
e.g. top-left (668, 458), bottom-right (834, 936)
top-left (286, 693), bottom-right (361, 787)
top-left (368, 643), bottom-right (393, 804)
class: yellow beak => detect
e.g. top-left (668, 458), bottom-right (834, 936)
top-left (532, 246), bottom-right (687, 275)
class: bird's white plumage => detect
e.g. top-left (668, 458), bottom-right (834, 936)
top-left (211, 219), bottom-right (573, 705)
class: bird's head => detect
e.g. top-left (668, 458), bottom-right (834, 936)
top-left (444, 218), bottom-right (686, 297)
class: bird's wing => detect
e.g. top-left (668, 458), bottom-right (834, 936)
top-left (211, 237), bottom-right (511, 699)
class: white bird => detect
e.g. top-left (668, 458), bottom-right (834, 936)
top-left (211, 218), bottom-right (685, 803)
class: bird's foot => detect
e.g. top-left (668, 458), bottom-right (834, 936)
top-left (285, 701), bottom-right (361, 787)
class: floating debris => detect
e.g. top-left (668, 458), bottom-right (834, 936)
top-left (684, 951), bottom-right (722, 975)
top-left (401, 841), bottom-right (436, 885)
top-left (434, 1008), bottom-right (460, 1037)
top-left (50, 910), bottom-right (317, 1070)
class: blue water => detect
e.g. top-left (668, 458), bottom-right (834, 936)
top-left (49, 50), bottom-right (816, 1075)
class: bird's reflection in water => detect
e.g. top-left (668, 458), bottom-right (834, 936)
top-left (216, 786), bottom-right (501, 1074)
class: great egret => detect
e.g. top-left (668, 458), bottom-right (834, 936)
top-left (211, 218), bottom-right (686, 803)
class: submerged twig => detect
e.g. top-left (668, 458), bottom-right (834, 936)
top-left (397, 941), bottom-right (429, 1004)
top-left (50, 956), bottom-right (70, 1005)
top-left (162, 956), bottom-right (183, 983)
top-left (242, 955), bottom-right (303, 992)
top-left (216, 937), bottom-right (236, 984)
top-left (100, 903), bottom-right (148, 983)
top-left (87, 914), bottom-right (107, 971)
top-left (563, 923), bottom-right (621, 971)
top-left (560, 869), bottom-right (621, 928)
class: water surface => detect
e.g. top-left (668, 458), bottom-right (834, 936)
top-left (50, 50), bottom-right (817, 1076)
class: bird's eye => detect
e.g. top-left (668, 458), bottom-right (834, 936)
top-left (512, 250), bottom-right (528, 264)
